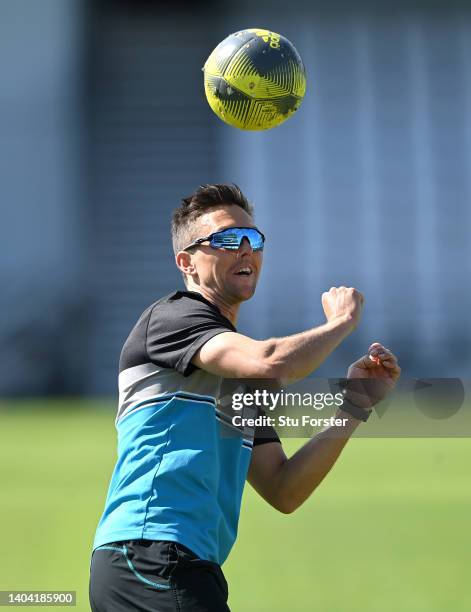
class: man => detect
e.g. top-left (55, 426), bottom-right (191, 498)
top-left (89, 184), bottom-right (400, 611)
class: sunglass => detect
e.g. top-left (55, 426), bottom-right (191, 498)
top-left (183, 227), bottom-right (265, 252)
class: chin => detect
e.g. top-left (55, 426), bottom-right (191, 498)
top-left (235, 284), bottom-right (257, 302)
top-left (228, 276), bottom-right (258, 302)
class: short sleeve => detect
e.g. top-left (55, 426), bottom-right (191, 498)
top-left (253, 405), bottom-right (281, 446)
top-left (146, 292), bottom-right (236, 377)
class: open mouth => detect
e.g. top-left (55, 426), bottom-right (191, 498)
top-left (234, 266), bottom-right (253, 276)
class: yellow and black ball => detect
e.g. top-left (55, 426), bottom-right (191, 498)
top-left (203, 28), bottom-right (307, 131)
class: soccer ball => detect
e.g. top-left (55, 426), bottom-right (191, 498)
top-left (203, 28), bottom-right (307, 131)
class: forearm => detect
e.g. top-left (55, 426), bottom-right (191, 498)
top-left (263, 315), bottom-right (355, 381)
top-left (272, 410), bottom-right (361, 513)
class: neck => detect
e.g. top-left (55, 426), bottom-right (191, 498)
top-left (185, 281), bottom-right (240, 326)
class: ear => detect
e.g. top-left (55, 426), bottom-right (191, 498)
top-left (175, 250), bottom-right (196, 278)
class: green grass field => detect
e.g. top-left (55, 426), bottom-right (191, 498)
top-left (0, 400), bottom-right (470, 611)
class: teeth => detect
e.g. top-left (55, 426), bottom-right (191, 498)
top-left (236, 267), bottom-right (251, 275)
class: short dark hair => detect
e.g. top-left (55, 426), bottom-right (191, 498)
top-left (171, 183), bottom-right (254, 254)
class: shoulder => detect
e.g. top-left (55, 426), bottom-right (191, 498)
top-left (119, 290), bottom-right (236, 375)
top-left (148, 290), bottom-right (236, 330)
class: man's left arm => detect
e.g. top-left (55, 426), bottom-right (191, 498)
top-left (247, 343), bottom-right (401, 514)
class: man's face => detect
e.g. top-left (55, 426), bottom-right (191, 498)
top-left (182, 205), bottom-right (263, 304)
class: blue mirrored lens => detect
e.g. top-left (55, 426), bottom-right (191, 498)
top-left (210, 228), bottom-right (264, 251)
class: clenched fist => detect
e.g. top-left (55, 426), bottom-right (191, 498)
top-left (322, 286), bottom-right (364, 329)
top-left (344, 343), bottom-right (401, 409)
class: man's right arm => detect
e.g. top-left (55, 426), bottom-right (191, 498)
top-left (192, 286), bottom-right (364, 381)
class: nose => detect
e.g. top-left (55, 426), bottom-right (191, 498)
top-left (237, 236), bottom-right (253, 256)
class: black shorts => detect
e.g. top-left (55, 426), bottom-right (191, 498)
top-left (89, 540), bottom-right (230, 612)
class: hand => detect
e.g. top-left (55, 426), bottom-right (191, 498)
top-left (344, 343), bottom-right (401, 409)
top-left (322, 286), bottom-right (364, 329)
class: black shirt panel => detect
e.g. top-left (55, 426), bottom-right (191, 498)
top-left (253, 405), bottom-right (281, 446)
top-left (119, 305), bottom-right (153, 373)
top-left (119, 291), bottom-right (236, 377)
top-left (146, 291), bottom-right (236, 377)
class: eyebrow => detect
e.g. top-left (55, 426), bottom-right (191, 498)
top-left (212, 224), bottom-right (258, 232)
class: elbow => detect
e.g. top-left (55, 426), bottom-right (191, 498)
top-left (276, 502), bottom-right (297, 515)
top-left (271, 492), bottom-right (300, 515)
top-left (273, 488), bottom-right (317, 514)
